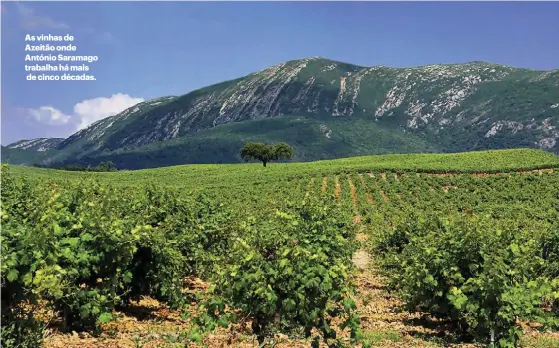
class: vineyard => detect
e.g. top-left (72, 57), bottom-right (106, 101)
top-left (2, 148), bottom-right (559, 347)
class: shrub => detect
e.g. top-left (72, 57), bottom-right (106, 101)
top-left (0, 165), bottom-right (235, 341)
top-left (375, 213), bottom-right (559, 347)
top-left (192, 195), bottom-right (362, 346)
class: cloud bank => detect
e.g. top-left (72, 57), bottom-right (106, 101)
top-left (27, 106), bottom-right (72, 125)
top-left (73, 94), bottom-right (144, 130)
top-left (24, 93), bottom-right (144, 133)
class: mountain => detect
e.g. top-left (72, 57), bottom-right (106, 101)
top-left (2, 138), bottom-right (65, 165)
top-left (6, 138), bottom-right (65, 151)
top-left (4, 57), bottom-right (558, 169)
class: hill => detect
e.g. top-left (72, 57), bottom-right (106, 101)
top-left (10, 148), bottom-right (559, 188)
top-left (5, 138), bottom-right (64, 151)
top-left (4, 57), bottom-right (559, 169)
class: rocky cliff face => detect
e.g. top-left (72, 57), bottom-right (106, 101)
top-left (7, 57), bottom-right (559, 167)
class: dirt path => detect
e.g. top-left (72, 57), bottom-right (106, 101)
top-left (380, 191), bottom-right (390, 202)
top-left (352, 228), bottom-right (369, 271)
top-left (352, 250), bottom-right (370, 270)
top-left (358, 174), bottom-right (375, 205)
top-left (334, 176), bottom-right (341, 200)
top-left (350, 231), bottom-right (479, 347)
top-left (321, 177), bottom-right (328, 193)
top-left (359, 169), bottom-right (555, 179)
top-left (306, 177), bottom-right (315, 197)
top-left (348, 176), bottom-right (358, 210)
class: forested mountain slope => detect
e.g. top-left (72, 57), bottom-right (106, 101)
top-left (5, 57), bottom-right (558, 169)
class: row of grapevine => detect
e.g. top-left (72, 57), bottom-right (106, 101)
top-left (3, 158), bottom-right (558, 347)
top-left (1, 165), bottom-right (362, 347)
top-left (302, 170), bottom-right (559, 347)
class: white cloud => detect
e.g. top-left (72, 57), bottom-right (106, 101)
top-left (73, 94), bottom-right (144, 130)
top-left (25, 94), bottom-right (144, 131)
top-left (26, 106), bottom-right (71, 125)
top-left (16, 3), bottom-right (69, 30)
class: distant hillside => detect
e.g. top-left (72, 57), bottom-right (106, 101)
top-left (6, 138), bottom-right (64, 151)
top-left (4, 57), bottom-right (558, 169)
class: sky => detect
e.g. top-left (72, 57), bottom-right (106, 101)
top-left (1, 1), bottom-right (558, 145)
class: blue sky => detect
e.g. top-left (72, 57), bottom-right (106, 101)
top-left (2, 1), bottom-right (558, 145)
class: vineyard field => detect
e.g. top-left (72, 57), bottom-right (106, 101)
top-left (2, 148), bottom-right (559, 348)
top-left (9, 148), bottom-right (559, 186)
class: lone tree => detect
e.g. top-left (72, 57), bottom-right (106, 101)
top-left (240, 142), bottom-right (293, 167)
top-left (97, 161), bottom-right (117, 172)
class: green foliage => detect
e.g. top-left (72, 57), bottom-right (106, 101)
top-left (375, 213), bottom-right (559, 347)
top-left (10, 149), bottom-right (558, 188)
top-left (272, 142), bottom-right (294, 161)
top-left (96, 161), bottom-right (117, 172)
top-left (541, 224), bottom-right (559, 315)
top-left (192, 195), bottom-right (363, 345)
top-left (240, 141), bottom-right (294, 167)
top-left (240, 142), bottom-right (272, 166)
top-left (0, 306), bottom-right (44, 348)
top-left (2, 149), bottom-right (558, 346)
top-left (1, 164), bottom-right (363, 346)
top-left (361, 329), bottom-right (403, 345)
top-left (32, 160), bottom-right (118, 172)
top-left (0, 164), bottom-right (234, 341)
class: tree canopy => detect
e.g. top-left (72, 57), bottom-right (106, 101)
top-left (33, 161), bottom-right (118, 172)
top-left (239, 142), bottom-right (293, 167)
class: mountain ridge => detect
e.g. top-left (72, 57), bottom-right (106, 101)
top-left (4, 57), bottom-right (558, 168)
